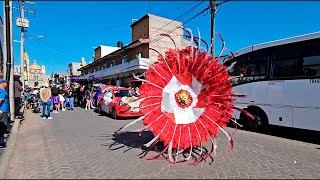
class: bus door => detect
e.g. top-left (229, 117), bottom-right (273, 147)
top-left (292, 79), bottom-right (320, 131)
top-left (292, 40), bottom-right (320, 131)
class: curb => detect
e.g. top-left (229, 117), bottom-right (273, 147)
top-left (0, 118), bottom-right (21, 179)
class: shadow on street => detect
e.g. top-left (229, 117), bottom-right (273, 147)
top-left (98, 131), bottom-right (216, 164)
top-left (99, 131), bottom-right (167, 157)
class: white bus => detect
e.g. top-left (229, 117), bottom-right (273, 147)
top-left (222, 32), bottom-right (320, 131)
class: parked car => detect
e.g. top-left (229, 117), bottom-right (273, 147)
top-left (97, 86), bottom-right (142, 119)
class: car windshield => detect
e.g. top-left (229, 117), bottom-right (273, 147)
top-left (114, 90), bottom-right (133, 97)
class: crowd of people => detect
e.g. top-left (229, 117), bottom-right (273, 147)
top-left (39, 83), bottom-right (79, 119)
top-left (0, 77), bottom-right (141, 147)
top-left (0, 75), bottom-right (24, 147)
top-left (38, 82), bottom-right (107, 118)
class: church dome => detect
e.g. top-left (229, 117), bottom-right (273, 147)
top-left (30, 60), bottom-right (41, 70)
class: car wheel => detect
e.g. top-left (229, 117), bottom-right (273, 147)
top-left (111, 108), bottom-right (117, 119)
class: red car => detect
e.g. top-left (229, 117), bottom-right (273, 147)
top-left (97, 86), bottom-right (142, 119)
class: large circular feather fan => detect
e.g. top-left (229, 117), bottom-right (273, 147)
top-left (117, 29), bottom-right (254, 165)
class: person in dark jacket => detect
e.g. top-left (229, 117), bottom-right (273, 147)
top-left (51, 85), bottom-right (60, 113)
top-left (14, 75), bottom-right (23, 118)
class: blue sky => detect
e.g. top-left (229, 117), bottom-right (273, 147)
top-left (1, 1), bottom-right (320, 76)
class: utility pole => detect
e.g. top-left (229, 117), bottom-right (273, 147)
top-left (210, 0), bottom-right (216, 57)
top-left (14, 0), bottom-right (35, 87)
top-left (9, 0), bottom-right (15, 121)
top-left (20, 0), bottom-right (25, 87)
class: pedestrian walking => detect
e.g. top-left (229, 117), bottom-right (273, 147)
top-left (51, 85), bottom-right (60, 113)
top-left (68, 87), bottom-right (75, 111)
top-left (91, 85), bottom-right (96, 109)
top-left (78, 84), bottom-right (85, 107)
top-left (64, 86), bottom-right (74, 111)
top-left (94, 85), bottom-right (101, 107)
top-left (58, 86), bottom-right (66, 111)
top-left (14, 75), bottom-right (23, 118)
top-left (0, 80), bottom-right (9, 147)
top-left (40, 84), bottom-right (52, 120)
top-left (84, 89), bottom-right (91, 110)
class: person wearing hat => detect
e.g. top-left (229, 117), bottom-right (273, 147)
top-left (40, 83), bottom-right (52, 120)
top-left (0, 79), bottom-right (9, 147)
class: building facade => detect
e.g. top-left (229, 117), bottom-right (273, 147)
top-left (27, 60), bottom-right (48, 87)
top-left (68, 62), bottom-right (81, 76)
top-left (78, 14), bottom-right (189, 87)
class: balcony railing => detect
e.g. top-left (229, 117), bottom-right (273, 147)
top-left (79, 57), bottom-right (150, 79)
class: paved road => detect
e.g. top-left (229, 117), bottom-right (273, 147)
top-left (5, 108), bottom-right (320, 179)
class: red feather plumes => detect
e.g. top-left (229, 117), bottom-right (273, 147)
top-left (117, 32), bottom-right (252, 165)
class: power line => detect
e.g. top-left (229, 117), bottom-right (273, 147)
top-left (216, 0), bottom-right (232, 13)
top-left (39, 2), bottom-right (201, 39)
top-left (216, 0), bottom-right (232, 6)
top-left (150, 0), bottom-right (231, 46)
top-left (154, 1), bottom-right (199, 17)
top-left (29, 35), bottom-right (80, 61)
top-left (26, 41), bottom-right (59, 75)
top-left (26, 38), bottom-right (70, 72)
top-left (26, 38), bottom-right (65, 64)
top-left (148, 1), bottom-right (205, 41)
top-left (42, 22), bottom-right (132, 38)
top-left (15, 0), bottom-right (22, 19)
top-left (150, 5), bottom-right (210, 46)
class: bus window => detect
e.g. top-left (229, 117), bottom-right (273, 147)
top-left (301, 39), bottom-right (320, 77)
top-left (302, 56), bottom-right (320, 76)
top-left (226, 49), bottom-right (268, 85)
top-left (272, 58), bottom-right (301, 78)
top-left (271, 43), bottom-right (302, 78)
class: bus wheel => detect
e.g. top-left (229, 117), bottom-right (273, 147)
top-left (243, 107), bottom-right (268, 130)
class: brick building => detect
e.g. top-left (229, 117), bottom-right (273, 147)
top-left (78, 14), bottom-right (189, 87)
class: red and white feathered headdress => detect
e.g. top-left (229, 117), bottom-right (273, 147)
top-left (117, 29), bottom-right (254, 165)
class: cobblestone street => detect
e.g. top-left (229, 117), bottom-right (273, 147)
top-left (5, 108), bottom-right (320, 179)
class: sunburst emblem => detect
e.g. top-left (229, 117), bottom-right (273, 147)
top-left (117, 29), bottom-right (254, 165)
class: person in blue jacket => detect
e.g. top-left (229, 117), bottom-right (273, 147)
top-left (94, 86), bottom-right (101, 107)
